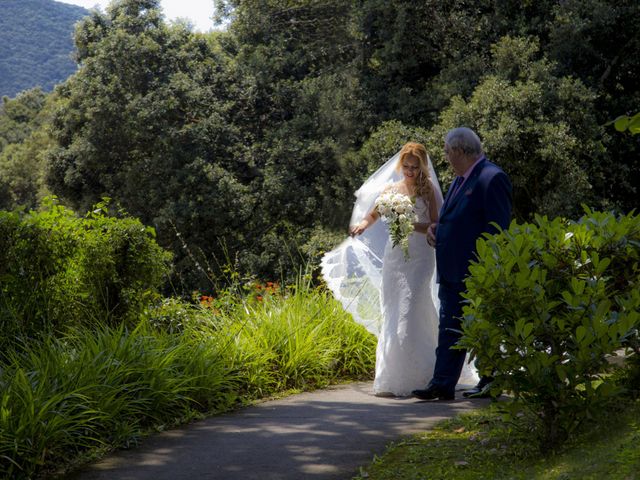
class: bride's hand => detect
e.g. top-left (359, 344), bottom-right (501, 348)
top-left (350, 221), bottom-right (367, 236)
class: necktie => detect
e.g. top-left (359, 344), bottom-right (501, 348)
top-left (450, 176), bottom-right (464, 198)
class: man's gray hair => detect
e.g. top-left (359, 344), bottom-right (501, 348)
top-left (445, 127), bottom-right (483, 156)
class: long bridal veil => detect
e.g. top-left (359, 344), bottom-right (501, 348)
top-left (320, 150), bottom-right (443, 336)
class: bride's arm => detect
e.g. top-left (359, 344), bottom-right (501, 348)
top-left (351, 185), bottom-right (394, 236)
top-left (426, 186), bottom-right (439, 246)
top-left (350, 209), bottom-right (380, 236)
top-left (413, 188), bottom-right (440, 234)
top-left (413, 221), bottom-right (430, 234)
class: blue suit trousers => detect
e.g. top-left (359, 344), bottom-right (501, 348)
top-left (430, 281), bottom-right (467, 395)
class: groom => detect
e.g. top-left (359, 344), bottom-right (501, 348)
top-left (412, 127), bottom-right (512, 401)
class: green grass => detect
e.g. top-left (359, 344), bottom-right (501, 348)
top-left (354, 400), bottom-right (640, 480)
top-left (0, 280), bottom-right (376, 479)
top-left (220, 280), bottom-right (376, 394)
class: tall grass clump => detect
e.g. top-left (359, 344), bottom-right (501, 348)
top-left (194, 272), bottom-right (377, 398)
top-left (0, 321), bottom-right (239, 479)
top-left (0, 270), bottom-right (375, 478)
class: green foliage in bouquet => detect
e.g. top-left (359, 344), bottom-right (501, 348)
top-left (459, 209), bottom-right (640, 451)
top-left (0, 197), bottom-right (171, 351)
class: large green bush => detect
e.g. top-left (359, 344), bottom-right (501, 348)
top-left (0, 198), bottom-right (171, 351)
top-left (459, 209), bottom-right (640, 451)
top-left (1, 203), bottom-right (74, 346)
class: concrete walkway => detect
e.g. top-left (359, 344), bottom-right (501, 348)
top-left (71, 382), bottom-right (487, 480)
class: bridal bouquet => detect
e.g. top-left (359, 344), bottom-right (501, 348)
top-left (375, 191), bottom-right (417, 260)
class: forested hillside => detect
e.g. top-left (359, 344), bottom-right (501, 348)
top-left (0, 0), bottom-right (88, 97)
top-left (1, 0), bottom-right (638, 292)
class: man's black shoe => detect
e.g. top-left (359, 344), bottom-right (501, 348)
top-left (462, 383), bottom-right (493, 399)
top-left (411, 385), bottom-right (454, 401)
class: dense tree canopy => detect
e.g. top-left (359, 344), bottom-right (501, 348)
top-left (426, 36), bottom-right (604, 220)
top-left (0, 88), bottom-right (47, 153)
top-left (47, 0), bottom-right (258, 288)
top-left (214, 1), bottom-right (369, 273)
top-left (0, 88), bottom-right (52, 209)
top-left (0, 0), bottom-right (637, 290)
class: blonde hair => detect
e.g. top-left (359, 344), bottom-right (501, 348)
top-left (396, 142), bottom-right (433, 199)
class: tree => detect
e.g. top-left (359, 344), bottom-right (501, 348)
top-left (46, 0), bottom-right (255, 290)
top-left (544, 0), bottom-right (640, 213)
top-left (212, 0), bottom-right (369, 277)
top-left (355, 0), bottom-right (487, 124)
top-left (0, 88), bottom-right (52, 209)
top-left (0, 88), bottom-right (47, 153)
top-left (426, 36), bottom-right (604, 220)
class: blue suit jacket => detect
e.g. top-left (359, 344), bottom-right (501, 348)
top-left (435, 157), bottom-right (512, 284)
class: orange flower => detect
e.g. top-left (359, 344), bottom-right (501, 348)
top-left (200, 295), bottom-right (214, 306)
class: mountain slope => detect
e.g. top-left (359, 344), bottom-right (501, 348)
top-left (0, 0), bottom-right (89, 98)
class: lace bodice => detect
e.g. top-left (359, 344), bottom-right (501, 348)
top-left (414, 196), bottom-right (431, 225)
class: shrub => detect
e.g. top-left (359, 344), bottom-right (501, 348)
top-left (0, 198), bottom-right (171, 351)
top-left (0, 205), bottom-right (74, 349)
top-left (459, 209), bottom-right (640, 451)
top-left (70, 201), bottom-right (172, 326)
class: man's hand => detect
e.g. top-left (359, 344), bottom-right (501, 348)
top-left (427, 222), bottom-right (437, 247)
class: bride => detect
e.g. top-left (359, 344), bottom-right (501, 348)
top-left (321, 142), bottom-right (476, 397)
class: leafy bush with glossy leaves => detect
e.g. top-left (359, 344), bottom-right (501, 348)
top-left (459, 209), bottom-right (640, 451)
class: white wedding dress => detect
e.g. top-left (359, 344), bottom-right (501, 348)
top-left (321, 150), bottom-right (478, 397)
top-left (373, 195), bottom-right (438, 396)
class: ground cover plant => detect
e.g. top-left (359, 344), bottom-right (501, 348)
top-left (354, 399), bottom-right (640, 480)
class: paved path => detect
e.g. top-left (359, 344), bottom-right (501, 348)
top-left (71, 382), bottom-right (487, 480)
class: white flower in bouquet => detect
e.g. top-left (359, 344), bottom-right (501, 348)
top-left (375, 191), bottom-right (417, 260)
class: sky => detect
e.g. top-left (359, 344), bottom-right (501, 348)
top-left (55, 0), bottom-right (218, 32)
